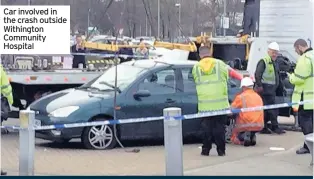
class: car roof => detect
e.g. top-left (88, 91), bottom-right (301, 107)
top-left (123, 59), bottom-right (198, 69)
top-left (122, 59), bottom-right (249, 77)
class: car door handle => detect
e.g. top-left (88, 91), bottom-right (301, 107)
top-left (165, 99), bottom-right (176, 103)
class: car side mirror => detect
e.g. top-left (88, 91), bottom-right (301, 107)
top-left (134, 90), bottom-right (151, 99)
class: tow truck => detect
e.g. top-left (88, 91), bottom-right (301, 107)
top-left (3, 40), bottom-right (197, 111)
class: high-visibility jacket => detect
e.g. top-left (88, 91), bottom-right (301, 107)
top-left (289, 50), bottom-right (314, 111)
top-left (192, 57), bottom-right (230, 112)
top-left (231, 88), bottom-right (264, 132)
top-left (0, 65), bottom-right (13, 105)
top-left (261, 55), bottom-right (276, 85)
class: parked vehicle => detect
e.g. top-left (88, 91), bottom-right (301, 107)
top-left (30, 59), bottom-right (293, 150)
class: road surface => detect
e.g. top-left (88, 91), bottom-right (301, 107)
top-left (1, 117), bottom-right (312, 176)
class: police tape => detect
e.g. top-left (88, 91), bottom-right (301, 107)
top-left (1, 100), bottom-right (313, 131)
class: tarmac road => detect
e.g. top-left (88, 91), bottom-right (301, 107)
top-left (1, 117), bottom-right (313, 176)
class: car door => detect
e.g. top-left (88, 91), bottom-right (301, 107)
top-left (120, 67), bottom-right (182, 139)
top-left (175, 67), bottom-right (200, 137)
top-left (176, 67), bottom-right (242, 138)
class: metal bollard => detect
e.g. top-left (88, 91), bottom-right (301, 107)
top-left (305, 133), bottom-right (313, 166)
top-left (294, 114), bottom-right (299, 128)
top-left (19, 110), bottom-right (35, 176)
top-left (163, 107), bottom-right (183, 176)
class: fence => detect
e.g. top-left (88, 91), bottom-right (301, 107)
top-left (1, 100), bottom-right (313, 176)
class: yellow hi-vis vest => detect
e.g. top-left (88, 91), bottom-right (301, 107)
top-left (0, 65), bottom-right (13, 105)
top-left (289, 50), bottom-right (314, 110)
top-left (261, 55), bottom-right (276, 85)
top-left (192, 58), bottom-right (230, 112)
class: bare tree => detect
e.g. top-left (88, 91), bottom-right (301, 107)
top-left (3, 0), bottom-right (244, 37)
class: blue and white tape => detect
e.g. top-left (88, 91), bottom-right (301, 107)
top-left (1, 100), bottom-right (313, 131)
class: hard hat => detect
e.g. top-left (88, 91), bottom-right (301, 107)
top-left (240, 77), bottom-right (254, 88)
top-left (268, 42), bottom-right (280, 51)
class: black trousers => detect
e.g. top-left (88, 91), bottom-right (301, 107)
top-left (298, 109), bottom-right (314, 150)
top-left (201, 115), bottom-right (227, 152)
top-left (243, 3), bottom-right (259, 35)
top-left (261, 95), bottom-right (279, 128)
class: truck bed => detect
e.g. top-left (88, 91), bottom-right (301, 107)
top-left (7, 70), bottom-right (102, 85)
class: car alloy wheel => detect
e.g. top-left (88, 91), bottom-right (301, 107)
top-left (88, 125), bottom-right (114, 149)
top-left (81, 118), bottom-right (118, 150)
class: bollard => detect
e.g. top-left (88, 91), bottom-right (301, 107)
top-left (19, 110), bottom-right (35, 176)
top-left (294, 114), bottom-right (299, 128)
top-left (163, 107), bottom-right (183, 176)
top-left (305, 133), bottom-right (313, 166)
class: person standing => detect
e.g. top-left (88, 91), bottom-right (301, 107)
top-left (135, 38), bottom-right (149, 59)
top-left (192, 46), bottom-right (230, 156)
top-left (0, 64), bottom-right (13, 176)
top-left (254, 42), bottom-right (286, 135)
top-left (230, 77), bottom-right (264, 146)
top-left (71, 35), bottom-right (86, 68)
top-left (289, 39), bottom-right (314, 155)
top-left (119, 40), bottom-right (134, 63)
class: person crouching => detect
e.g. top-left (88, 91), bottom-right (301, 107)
top-left (230, 77), bottom-right (264, 146)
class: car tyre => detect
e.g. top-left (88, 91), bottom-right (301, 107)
top-left (81, 118), bottom-right (117, 150)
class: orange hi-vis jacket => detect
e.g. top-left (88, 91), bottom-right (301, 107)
top-left (231, 88), bottom-right (264, 133)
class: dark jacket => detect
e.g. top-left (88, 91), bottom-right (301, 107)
top-left (118, 48), bottom-right (134, 62)
top-left (119, 48), bottom-right (133, 56)
top-left (255, 57), bottom-right (284, 96)
top-left (71, 45), bottom-right (86, 68)
top-left (1, 96), bottom-right (10, 122)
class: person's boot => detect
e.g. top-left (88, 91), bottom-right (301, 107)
top-left (201, 148), bottom-right (210, 156)
top-left (260, 127), bottom-right (272, 134)
top-left (1, 170), bottom-right (7, 175)
top-left (296, 147), bottom-right (310, 155)
top-left (217, 149), bottom-right (225, 156)
top-left (250, 133), bottom-right (257, 146)
top-left (243, 132), bottom-right (251, 147)
top-left (271, 127), bottom-right (286, 135)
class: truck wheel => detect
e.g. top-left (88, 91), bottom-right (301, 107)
top-left (81, 118), bottom-right (117, 150)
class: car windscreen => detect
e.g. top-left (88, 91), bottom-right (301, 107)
top-left (88, 64), bottom-right (148, 91)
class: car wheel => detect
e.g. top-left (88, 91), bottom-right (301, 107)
top-left (81, 118), bottom-right (117, 150)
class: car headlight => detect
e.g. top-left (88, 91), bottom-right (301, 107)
top-left (49, 106), bottom-right (79, 118)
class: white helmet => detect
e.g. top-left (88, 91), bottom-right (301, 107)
top-left (268, 42), bottom-right (280, 51)
top-left (240, 77), bottom-right (254, 88)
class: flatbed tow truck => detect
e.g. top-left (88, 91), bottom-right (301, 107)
top-left (4, 40), bottom-right (197, 110)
